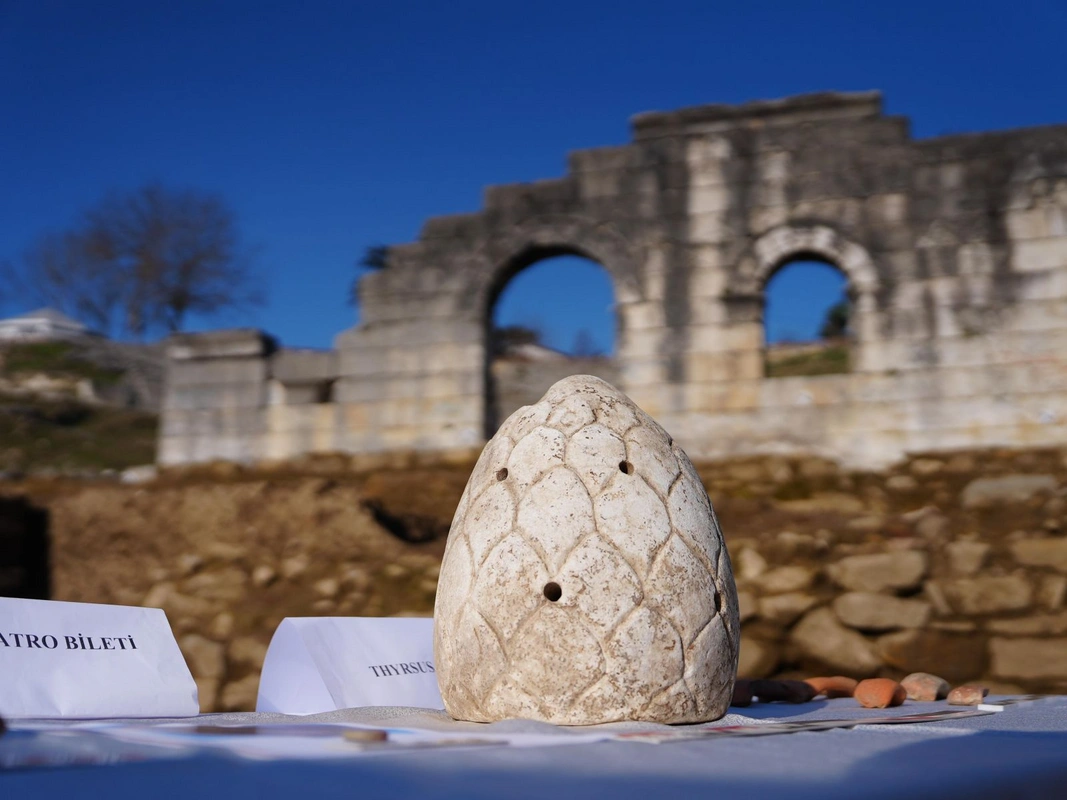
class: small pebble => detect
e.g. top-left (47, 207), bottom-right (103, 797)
top-left (804, 676), bottom-right (858, 698)
top-left (343, 729), bottom-right (389, 742)
top-left (854, 678), bottom-right (906, 709)
top-left (731, 679), bottom-right (753, 707)
top-left (750, 679), bottom-right (818, 704)
top-left (947, 685), bottom-right (989, 706)
top-left (901, 672), bottom-right (951, 702)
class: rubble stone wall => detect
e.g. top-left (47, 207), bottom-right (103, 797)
top-left (706, 449), bottom-right (1067, 694)
top-left (8, 445), bottom-right (1063, 711)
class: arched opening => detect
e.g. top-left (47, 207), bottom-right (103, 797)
top-left (0, 497), bottom-right (50, 599)
top-left (485, 250), bottom-right (617, 435)
top-left (763, 258), bottom-right (852, 378)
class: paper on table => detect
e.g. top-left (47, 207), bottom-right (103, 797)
top-left (95, 722), bottom-right (613, 760)
top-left (0, 597), bottom-right (199, 719)
top-left (256, 617), bottom-right (443, 714)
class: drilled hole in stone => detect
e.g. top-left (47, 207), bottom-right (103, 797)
top-left (713, 590), bottom-right (722, 614)
top-left (496, 468), bottom-right (508, 481)
top-left (619, 460), bottom-right (634, 475)
top-left (543, 582), bottom-right (562, 602)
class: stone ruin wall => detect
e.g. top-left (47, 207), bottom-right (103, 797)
top-left (159, 91), bottom-right (1067, 471)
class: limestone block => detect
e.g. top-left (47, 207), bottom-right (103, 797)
top-left (789, 607), bottom-right (881, 676)
top-left (945, 541), bottom-right (990, 575)
top-left (209, 612), bottom-right (235, 640)
top-left (688, 184), bottom-right (730, 215)
top-left (737, 636), bottom-right (779, 678)
top-left (936, 575), bottom-right (1033, 615)
top-left (887, 475), bottom-right (919, 492)
top-left (754, 566), bottom-right (815, 595)
top-left (179, 634), bottom-right (225, 681)
top-left (986, 611), bottom-right (1067, 636)
top-left (195, 678), bottom-right (220, 713)
top-left (219, 674), bottom-right (260, 712)
top-left (169, 382), bottom-right (269, 413)
top-left (877, 629), bottom-right (987, 683)
top-left (228, 636), bottom-right (269, 670)
top-left (690, 212), bottom-right (728, 244)
top-left (1038, 574), bottom-right (1067, 609)
top-left (434, 375), bottom-right (740, 724)
top-left (159, 589), bottom-right (214, 620)
top-left (167, 329), bottom-right (273, 361)
top-left (990, 637), bottom-right (1067, 681)
top-left (748, 205), bottom-right (789, 233)
top-left (734, 547), bottom-right (767, 580)
top-left (827, 552), bottom-right (928, 593)
top-left (961, 475), bottom-right (1058, 508)
top-left (777, 493), bottom-right (866, 514)
top-left (336, 347), bottom-right (388, 380)
top-left (1014, 238), bottom-right (1067, 273)
top-left (737, 590), bottom-right (758, 623)
top-left (167, 358), bottom-right (268, 388)
top-left (617, 360), bottom-right (666, 391)
top-left (621, 301), bottom-right (666, 332)
top-left (182, 568), bottom-right (249, 604)
top-left (617, 327), bottom-right (668, 359)
top-left (758, 592), bottom-right (818, 626)
top-left (833, 592), bottom-right (932, 631)
top-left (277, 383), bottom-right (328, 405)
top-left (866, 193), bottom-right (908, 226)
top-left (576, 169), bottom-right (622, 200)
top-left (689, 256), bottom-right (727, 295)
top-left (1011, 538), bottom-right (1067, 572)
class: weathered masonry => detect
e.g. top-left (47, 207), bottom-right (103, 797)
top-left (160, 92), bottom-right (1067, 469)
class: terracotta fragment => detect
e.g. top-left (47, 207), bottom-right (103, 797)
top-left (854, 678), bottom-right (907, 708)
top-left (900, 672), bottom-right (951, 701)
top-left (434, 375), bottom-right (740, 724)
top-left (947, 684), bottom-right (989, 705)
top-left (804, 676), bottom-right (858, 698)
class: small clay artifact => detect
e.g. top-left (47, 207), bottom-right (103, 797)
top-left (750, 679), bottom-right (817, 704)
top-left (434, 375), bottom-right (740, 724)
top-left (901, 672), bottom-right (950, 702)
top-left (731, 679), bottom-right (754, 707)
top-left (854, 678), bottom-right (906, 709)
top-left (804, 676), bottom-right (858, 698)
top-left (947, 684), bottom-right (989, 706)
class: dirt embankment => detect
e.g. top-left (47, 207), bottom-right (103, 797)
top-left (3, 446), bottom-right (1066, 710)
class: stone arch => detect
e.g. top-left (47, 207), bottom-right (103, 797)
top-left (741, 224), bottom-right (880, 295)
top-left (474, 216), bottom-right (640, 435)
top-left (737, 225), bottom-right (881, 353)
top-left (469, 215), bottom-right (642, 317)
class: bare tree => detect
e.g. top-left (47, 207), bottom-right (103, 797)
top-left (3, 228), bottom-right (125, 335)
top-left (5, 184), bottom-right (262, 338)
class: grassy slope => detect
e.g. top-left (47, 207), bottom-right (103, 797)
top-left (765, 343), bottom-right (850, 378)
top-left (0, 342), bottom-right (157, 472)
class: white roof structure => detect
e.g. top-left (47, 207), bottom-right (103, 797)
top-left (0, 307), bottom-right (94, 341)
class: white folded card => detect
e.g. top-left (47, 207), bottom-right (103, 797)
top-left (257, 617), bottom-right (442, 714)
top-left (0, 597), bottom-right (199, 719)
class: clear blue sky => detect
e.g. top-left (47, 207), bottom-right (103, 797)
top-left (2, 1), bottom-right (1065, 352)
